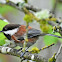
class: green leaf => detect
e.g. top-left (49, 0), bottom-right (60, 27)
top-left (0, 39), bottom-right (6, 46)
top-left (44, 35), bottom-right (58, 45)
top-left (0, 20), bottom-right (8, 45)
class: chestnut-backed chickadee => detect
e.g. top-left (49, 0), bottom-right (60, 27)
top-left (0, 24), bottom-right (41, 47)
top-left (0, 24), bottom-right (62, 48)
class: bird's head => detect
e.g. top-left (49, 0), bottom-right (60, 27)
top-left (1, 24), bottom-right (20, 36)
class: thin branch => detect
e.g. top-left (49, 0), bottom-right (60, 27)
top-left (55, 44), bottom-right (62, 59)
top-left (40, 33), bottom-right (62, 38)
top-left (51, 0), bottom-right (58, 17)
top-left (22, 23), bottom-right (29, 57)
top-left (29, 43), bottom-right (55, 54)
top-left (6, 1), bottom-right (41, 12)
top-left (40, 43), bottom-right (54, 51)
top-left (25, 4), bottom-right (41, 12)
top-left (6, 1), bottom-right (22, 11)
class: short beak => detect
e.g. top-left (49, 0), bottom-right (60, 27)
top-left (0, 31), bottom-right (3, 33)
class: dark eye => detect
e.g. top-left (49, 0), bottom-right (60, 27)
top-left (5, 28), bottom-right (7, 30)
top-left (3, 28), bottom-right (7, 31)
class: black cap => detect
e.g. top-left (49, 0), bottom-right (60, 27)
top-left (2, 24), bottom-right (20, 31)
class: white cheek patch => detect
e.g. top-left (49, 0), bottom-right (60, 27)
top-left (4, 28), bottom-right (18, 35)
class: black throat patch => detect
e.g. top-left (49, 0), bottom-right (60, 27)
top-left (4, 33), bottom-right (11, 40)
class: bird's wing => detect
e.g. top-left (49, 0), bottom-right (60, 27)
top-left (16, 28), bottom-right (41, 41)
top-left (27, 28), bottom-right (41, 38)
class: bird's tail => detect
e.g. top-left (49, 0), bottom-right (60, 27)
top-left (40, 33), bottom-right (62, 38)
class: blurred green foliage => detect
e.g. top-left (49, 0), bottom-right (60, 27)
top-left (57, 2), bottom-right (62, 11)
top-left (52, 0), bottom-right (62, 11)
top-left (0, 20), bottom-right (8, 45)
top-left (0, 4), bottom-right (18, 15)
top-left (24, 14), bottom-right (33, 23)
top-left (0, 5), bottom-right (13, 14)
top-left (44, 34), bottom-right (58, 45)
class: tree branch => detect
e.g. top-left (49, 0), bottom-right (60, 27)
top-left (51, 0), bottom-right (58, 17)
top-left (55, 44), bottom-right (62, 59)
top-left (6, 1), bottom-right (41, 12)
top-left (0, 46), bottom-right (48, 62)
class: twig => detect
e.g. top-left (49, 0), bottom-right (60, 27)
top-left (6, 1), bottom-right (41, 12)
top-left (40, 43), bottom-right (55, 51)
top-left (29, 43), bottom-right (55, 54)
top-left (51, 0), bottom-right (58, 17)
top-left (40, 33), bottom-right (62, 38)
top-left (55, 44), bottom-right (62, 59)
top-left (25, 4), bottom-right (41, 12)
top-left (22, 23), bottom-right (29, 56)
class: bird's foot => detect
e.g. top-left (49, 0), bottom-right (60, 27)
top-left (20, 47), bottom-right (29, 58)
top-left (20, 50), bottom-right (28, 58)
top-left (16, 47), bottom-right (23, 52)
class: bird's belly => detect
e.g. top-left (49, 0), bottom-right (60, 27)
top-left (15, 37), bottom-right (39, 47)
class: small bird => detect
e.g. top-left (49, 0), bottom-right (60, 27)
top-left (0, 24), bottom-right (41, 47)
top-left (0, 24), bottom-right (62, 48)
